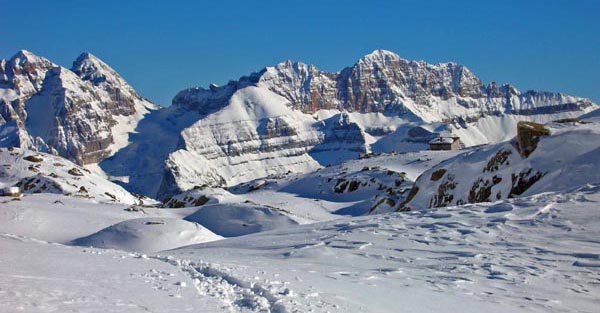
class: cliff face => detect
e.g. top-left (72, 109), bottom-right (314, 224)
top-left (154, 86), bottom-right (368, 199)
top-left (0, 50), bottom-right (156, 165)
top-left (175, 50), bottom-right (595, 122)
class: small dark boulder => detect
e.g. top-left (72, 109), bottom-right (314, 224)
top-left (68, 168), bottom-right (85, 177)
top-left (24, 155), bottom-right (44, 163)
top-left (430, 169), bottom-right (447, 181)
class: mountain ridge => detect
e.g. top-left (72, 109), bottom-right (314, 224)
top-left (175, 49), bottom-right (595, 121)
top-left (1, 49), bottom-right (596, 198)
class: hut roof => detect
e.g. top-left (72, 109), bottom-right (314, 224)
top-left (429, 137), bottom-right (457, 145)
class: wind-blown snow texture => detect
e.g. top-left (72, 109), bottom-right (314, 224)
top-left (72, 217), bottom-right (222, 253)
top-left (169, 184), bottom-right (600, 313)
top-left (1, 119), bottom-right (600, 312)
top-left (3, 184), bottom-right (598, 312)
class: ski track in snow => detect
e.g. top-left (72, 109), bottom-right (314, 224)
top-left (154, 256), bottom-right (291, 313)
top-left (154, 251), bottom-right (349, 313)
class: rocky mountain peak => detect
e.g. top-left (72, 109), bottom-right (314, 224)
top-left (1, 50), bottom-right (55, 95)
top-left (256, 59), bottom-right (338, 113)
top-left (357, 49), bottom-right (402, 66)
top-left (259, 60), bottom-right (326, 87)
top-left (7, 50), bottom-right (55, 73)
top-left (61, 48), bottom-right (597, 198)
top-left (0, 50), bottom-right (156, 165)
top-left (174, 49), bottom-right (596, 121)
top-left (72, 52), bottom-right (130, 89)
top-left (10, 50), bottom-right (46, 64)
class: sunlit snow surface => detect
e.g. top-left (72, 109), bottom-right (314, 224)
top-left (167, 185), bottom-right (600, 313)
top-left (1, 185), bottom-right (599, 312)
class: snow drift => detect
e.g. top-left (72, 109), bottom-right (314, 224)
top-left (72, 217), bottom-right (222, 252)
top-left (184, 203), bottom-right (299, 237)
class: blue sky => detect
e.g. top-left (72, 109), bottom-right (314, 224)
top-left (2, 0), bottom-right (599, 105)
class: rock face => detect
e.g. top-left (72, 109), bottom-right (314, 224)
top-left (149, 49), bottom-right (595, 198)
top-left (516, 121), bottom-right (551, 157)
top-left (0, 50), bottom-right (156, 165)
top-left (153, 86), bottom-right (368, 199)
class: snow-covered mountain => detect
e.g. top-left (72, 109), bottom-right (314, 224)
top-left (1, 72), bottom-right (600, 313)
top-left (1, 49), bottom-right (596, 199)
top-left (141, 49), bottom-right (595, 198)
top-left (177, 50), bottom-right (595, 121)
top-left (0, 50), bottom-right (156, 165)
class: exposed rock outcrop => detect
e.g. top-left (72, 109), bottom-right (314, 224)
top-left (516, 121), bottom-right (551, 157)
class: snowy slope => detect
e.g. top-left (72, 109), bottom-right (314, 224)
top-left (0, 234), bottom-right (224, 312)
top-left (151, 86), bottom-right (371, 198)
top-left (163, 150), bottom-right (463, 221)
top-left (168, 185), bottom-right (600, 313)
top-left (0, 147), bottom-right (139, 204)
top-left (160, 86), bottom-right (322, 195)
top-left (0, 194), bottom-right (151, 244)
top-left (269, 150), bottom-right (464, 215)
top-left (163, 185), bottom-right (341, 226)
top-left (184, 203), bottom-right (299, 237)
top-left (2, 48), bottom-right (600, 313)
top-left (2, 49), bottom-right (596, 199)
top-left (3, 182), bottom-right (598, 312)
top-left (141, 49), bottom-right (595, 197)
top-left (402, 118), bottom-right (600, 210)
top-left (447, 111), bottom-right (589, 147)
top-left (1, 140), bottom-right (599, 312)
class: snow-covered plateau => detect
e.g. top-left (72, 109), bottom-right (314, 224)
top-left (1, 49), bottom-right (599, 312)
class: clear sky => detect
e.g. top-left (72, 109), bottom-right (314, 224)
top-left (2, 0), bottom-right (599, 106)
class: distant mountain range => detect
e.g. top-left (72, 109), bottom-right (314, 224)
top-left (1, 49), bottom-right (596, 198)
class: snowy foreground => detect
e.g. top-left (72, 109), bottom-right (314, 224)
top-left (1, 184), bottom-right (599, 312)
